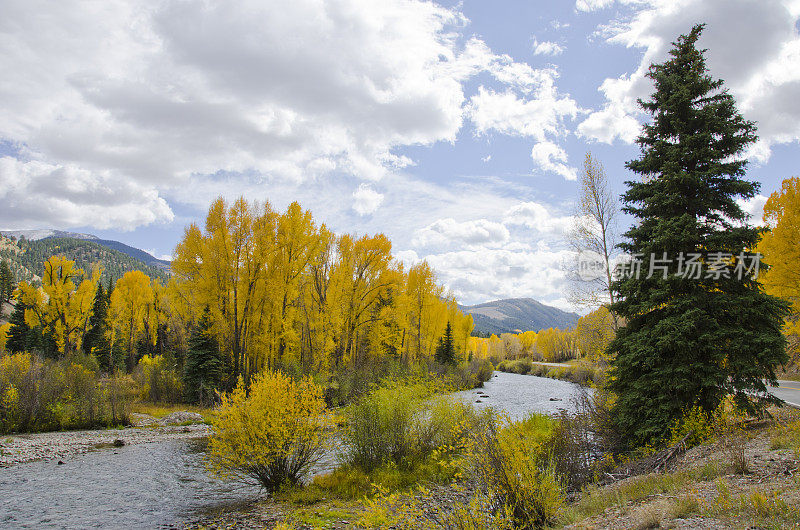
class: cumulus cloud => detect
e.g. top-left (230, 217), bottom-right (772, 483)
top-left (578, 0), bottom-right (800, 159)
top-left (423, 247), bottom-right (574, 305)
top-left (0, 0), bottom-right (575, 227)
top-left (532, 38), bottom-right (565, 56)
top-left (504, 201), bottom-right (575, 234)
top-left (737, 194), bottom-right (769, 225)
top-left (575, 0), bottom-right (644, 12)
top-left (352, 184), bottom-right (384, 216)
top-left (0, 157), bottom-right (173, 229)
top-left (467, 82), bottom-right (579, 180)
top-left (530, 141), bottom-right (578, 180)
top-left (413, 218), bottom-right (510, 248)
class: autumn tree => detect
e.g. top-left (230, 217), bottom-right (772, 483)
top-left (17, 256), bottom-right (98, 357)
top-left (758, 176), bottom-right (800, 365)
top-left (609, 25), bottom-right (789, 446)
top-left (110, 270), bottom-right (154, 369)
top-left (571, 152), bottom-right (620, 329)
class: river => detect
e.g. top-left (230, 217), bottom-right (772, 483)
top-left (0, 371), bottom-right (584, 529)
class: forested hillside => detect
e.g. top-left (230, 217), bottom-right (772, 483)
top-left (0, 235), bottom-right (168, 285)
top-left (461, 297), bottom-right (578, 335)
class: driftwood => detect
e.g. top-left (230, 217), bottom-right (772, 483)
top-left (599, 430), bottom-right (695, 485)
top-left (653, 430), bottom-right (693, 472)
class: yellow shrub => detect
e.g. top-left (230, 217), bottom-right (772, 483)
top-left (135, 354), bottom-right (182, 402)
top-left (208, 371), bottom-right (328, 492)
top-left (470, 414), bottom-right (564, 528)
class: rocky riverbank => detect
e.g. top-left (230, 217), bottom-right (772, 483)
top-left (0, 412), bottom-right (210, 467)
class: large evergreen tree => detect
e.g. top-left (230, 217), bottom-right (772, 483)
top-left (0, 260), bottom-right (13, 304)
top-left (184, 306), bottom-right (223, 404)
top-left (6, 302), bottom-right (31, 353)
top-left (608, 25), bottom-right (789, 446)
top-left (83, 283), bottom-right (113, 371)
top-left (435, 321), bottom-right (457, 365)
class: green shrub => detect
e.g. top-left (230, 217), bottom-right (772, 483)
top-left (0, 352), bottom-right (132, 433)
top-left (135, 354), bottom-right (182, 403)
top-left (340, 379), bottom-right (490, 475)
top-left (470, 413), bottom-right (564, 528)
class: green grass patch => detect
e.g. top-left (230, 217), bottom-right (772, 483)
top-left (130, 403), bottom-right (214, 423)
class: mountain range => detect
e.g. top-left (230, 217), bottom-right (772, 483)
top-left (0, 230), bottom-right (169, 285)
top-left (1, 229), bottom-right (170, 271)
top-left (460, 297), bottom-right (578, 335)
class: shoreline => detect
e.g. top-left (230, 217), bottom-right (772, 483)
top-left (0, 420), bottom-right (211, 468)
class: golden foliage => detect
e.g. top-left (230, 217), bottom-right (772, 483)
top-left (17, 256), bottom-right (98, 357)
top-left (172, 196), bottom-right (473, 383)
top-left (758, 176), bottom-right (800, 362)
top-left (208, 370), bottom-right (328, 491)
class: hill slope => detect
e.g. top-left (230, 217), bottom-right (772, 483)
top-left (460, 298), bottom-right (578, 335)
top-left (1, 230), bottom-right (170, 272)
top-left (0, 235), bottom-right (169, 286)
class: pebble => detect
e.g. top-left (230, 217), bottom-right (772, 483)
top-left (0, 421), bottom-right (210, 468)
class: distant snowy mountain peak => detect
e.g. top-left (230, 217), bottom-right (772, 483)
top-left (1, 229), bottom-right (98, 241)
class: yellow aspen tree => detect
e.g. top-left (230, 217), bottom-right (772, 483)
top-left (17, 256), bottom-right (98, 357)
top-left (758, 176), bottom-right (800, 362)
top-left (110, 270), bottom-right (154, 368)
top-left (273, 202), bottom-right (323, 364)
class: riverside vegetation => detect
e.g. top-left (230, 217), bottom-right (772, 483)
top-left (194, 25), bottom-right (800, 529)
top-left (4, 23), bottom-right (800, 530)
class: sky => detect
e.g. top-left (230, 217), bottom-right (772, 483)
top-left (2, 0), bottom-right (800, 311)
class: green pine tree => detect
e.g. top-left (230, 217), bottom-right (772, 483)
top-left (435, 321), bottom-right (457, 365)
top-left (608, 25), bottom-right (789, 447)
top-left (183, 306), bottom-right (223, 404)
top-left (84, 283), bottom-right (113, 371)
top-left (0, 260), bottom-right (13, 304)
top-left (6, 302), bottom-right (31, 353)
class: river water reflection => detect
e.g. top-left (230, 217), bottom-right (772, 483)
top-left (0, 371), bottom-right (583, 529)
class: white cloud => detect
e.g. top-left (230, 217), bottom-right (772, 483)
top-left (579, 0), bottom-right (800, 159)
top-left (0, 157), bottom-right (173, 229)
top-left (352, 184), bottom-right (384, 216)
top-left (466, 68), bottom-right (579, 179)
top-left (468, 85), bottom-right (578, 141)
top-left (423, 247), bottom-right (574, 306)
top-left (413, 218), bottom-right (510, 248)
top-left (504, 201), bottom-right (575, 234)
top-left (737, 194), bottom-right (768, 225)
top-left (530, 141), bottom-right (578, 180)
top-left (0, 0), bottom-right (571, 226)
top-left (575, 0), bottom-right (644, 12)
top-left (532, 38), bottom-right (565, 56)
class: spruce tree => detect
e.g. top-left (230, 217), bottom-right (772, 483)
top-left (84, 283), bottom-right (113, 371)
top-left (184, 306), bottom-right (223, 404)
top-left (608, 25), bottom-right (789, 446)
top-left (6, 302), bottom-right (31, 353)
top-left (0, 260), bottom-right (13, 304)
top-left (435, 321), bottom-right (457, 365)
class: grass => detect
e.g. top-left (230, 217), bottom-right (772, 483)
top-left (566, 459), bottom-right (725, 523)
top-left (129, 402), bottom-right (215, 423)
top-left (770, 419), bottom-right (800, 450)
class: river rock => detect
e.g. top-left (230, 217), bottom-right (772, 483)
top-left (113, 439), bottom-right (125, 447)
top-left (160, 412), bottom-right (204, 425)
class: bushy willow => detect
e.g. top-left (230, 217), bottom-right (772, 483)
top-left (208, 370), bottom-right (328, 491)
